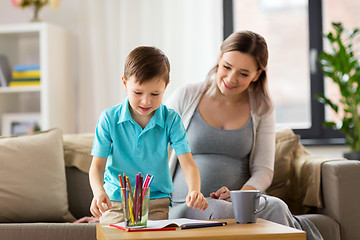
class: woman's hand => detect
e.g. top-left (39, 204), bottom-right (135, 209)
top-left (90, 190), bottom-right (112, 219)
top-left (186, 191), bottom-right (208, 211)
top-left (210, 186), bottom-right (231, 202)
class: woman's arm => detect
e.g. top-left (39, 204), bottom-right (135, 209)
top-left (245, 111), bottom-right (276, 192)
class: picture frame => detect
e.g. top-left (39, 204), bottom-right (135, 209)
top-left (1, 113), bottom-right (41, 136)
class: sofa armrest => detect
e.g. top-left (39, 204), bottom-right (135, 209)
top-left (319, 160), bottom-right (360, 240)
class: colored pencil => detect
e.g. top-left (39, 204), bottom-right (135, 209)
top-left (143, 174), bottom-right (150, 187)
top-left (147, 175), bottom-right (154, 187)
top-left (126, 176), bottom-right (134, 203)
top-left (118, 174), bottom-right (126, 200)
top-left (139, 174), bottom-right (143, 220)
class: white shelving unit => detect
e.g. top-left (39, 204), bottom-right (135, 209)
top-left (0, 22), bottom-right (75, 135)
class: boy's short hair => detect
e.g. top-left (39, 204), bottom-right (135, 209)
top-left (124, 46), bottom-right (170, 85)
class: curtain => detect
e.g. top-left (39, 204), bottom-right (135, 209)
top-left (77, 0), bottom-right (222, 133)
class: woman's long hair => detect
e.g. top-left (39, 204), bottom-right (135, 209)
top-left (205, 31), bottom-right (273, 116)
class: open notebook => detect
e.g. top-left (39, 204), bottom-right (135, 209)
top-left (109, 218), bottom-right (227, 232)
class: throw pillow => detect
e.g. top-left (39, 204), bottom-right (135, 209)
top-left (0, 128), bottom-right (75, 222)
top-left (266, 129), bottom-right (299, 200)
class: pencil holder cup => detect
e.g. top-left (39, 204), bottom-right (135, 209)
top-left (120, 187), bottom-right (150, 228)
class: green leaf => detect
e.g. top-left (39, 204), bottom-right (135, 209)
top-left (332, 22), bottom-right (344, 34)
top-left (326, 32), bottom-right (335, 42)
top-left (323, 121), bottom-right (337, 128)
top-left (315, 94), bottom-right (339, 113)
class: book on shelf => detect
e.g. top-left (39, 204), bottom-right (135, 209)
top-left (109, 218), bottom-right (227, 232)
top-left (11, 78), bottom-right (40, 82)
top-left (0, 54), bottom-right (12, 87)
top-left (9, 81), bottom-right (40, 87)
top-left (12, 70), bottom-right (41, 79)
top-left (9, 64), bottom-right (41, 87)
top-left (14, 64), bottom-right (40, 72)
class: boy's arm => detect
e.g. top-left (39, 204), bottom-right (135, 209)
top-left (89, 156), bottom-right (111, 219)
top-left (177, 152), bottom-right (208, 211)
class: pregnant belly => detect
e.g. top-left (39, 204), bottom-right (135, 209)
top-left (172, 154), bottom-right (250, 203)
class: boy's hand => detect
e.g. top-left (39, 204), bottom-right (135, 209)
top-left (90, 190), bottom-right (112, 219)
top-left (186, 191), bottom-right (208, 211)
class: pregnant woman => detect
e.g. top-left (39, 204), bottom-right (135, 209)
top-left (166, 30), bottom-right (323, 240)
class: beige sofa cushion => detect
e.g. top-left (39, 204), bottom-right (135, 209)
top-left (63, 133), bottom-right (94, 173)
top-left (0, 128), bottom-right (75, 222)
top-left (266, 129), bottom-right (299, 201)
top-left (267, 129), bottom-right (345, 214)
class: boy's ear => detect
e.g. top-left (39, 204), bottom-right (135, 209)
top-left (165, 80), bottom-right (170, 89)
top-left (122, 76), bottom-right (127, 88)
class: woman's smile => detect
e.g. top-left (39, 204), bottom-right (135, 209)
top-left (223, 80), bottom-right (236, 89)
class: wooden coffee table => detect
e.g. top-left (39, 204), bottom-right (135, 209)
top-left (97, 218), bottom-right (306, 240)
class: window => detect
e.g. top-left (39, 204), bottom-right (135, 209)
top-left (224, 0), bottom-right (360, 144)
top-left (232, 0), bottom-right (310, 130)
top-left (322, 0), bottom-right (360, 129)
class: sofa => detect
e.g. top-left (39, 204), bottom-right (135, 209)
top-left (0, 128), bottom-right (359, 240)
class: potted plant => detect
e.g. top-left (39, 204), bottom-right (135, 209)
top-left (11, 0), bottom-right (60, 22)
top-left (317, 22), bottom-right (360, 160)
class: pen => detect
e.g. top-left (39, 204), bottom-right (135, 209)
top-left (109, 224), bottom-right (128, 231)
top-left (109, 224), bottom-right (176, 232)
top-left (180, 222), bottom-right (227, 230)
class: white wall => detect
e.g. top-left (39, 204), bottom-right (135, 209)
top-left (0, 1), bottom-right (80, 52)
top-left (0, 0), bottom-right (223, 133)
top-left (0, 1), bottom-right (349, 158)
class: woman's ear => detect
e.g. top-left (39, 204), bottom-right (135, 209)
top-left (122, 76), bottom-right (127, 89)
top-left (252, 70), bottom-right (262, 82)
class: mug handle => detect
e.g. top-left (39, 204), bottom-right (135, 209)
top-left (254, 193), bottom-right (268, 214)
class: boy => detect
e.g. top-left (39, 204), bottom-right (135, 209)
top-left (89, 46), bottom-right (208, 223)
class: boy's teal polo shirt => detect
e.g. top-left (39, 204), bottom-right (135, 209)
top-left (91, 98), bottom-right (191, 201)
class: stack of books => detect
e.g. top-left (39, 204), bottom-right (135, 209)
top-left (9, 65), bottom-right (41, 87)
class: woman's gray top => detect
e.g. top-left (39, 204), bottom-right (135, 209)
top-left (172, 108), bottom-right (254, 204)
